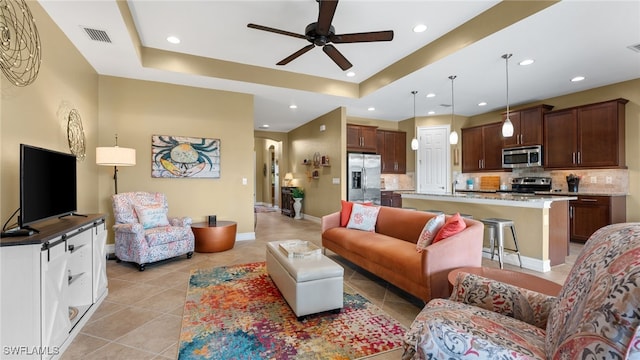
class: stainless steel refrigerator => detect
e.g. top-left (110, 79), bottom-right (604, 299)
top-left (347, 153), bottom-right (381, 204)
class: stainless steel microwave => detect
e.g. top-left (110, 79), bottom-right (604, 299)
top-left (502, 145), bottom-right (542, 168)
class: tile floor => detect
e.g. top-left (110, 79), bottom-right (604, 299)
top-left (61, 210), bottom-right (580, 360)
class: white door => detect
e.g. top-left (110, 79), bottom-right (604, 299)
top-left (416, 126), bottom-right (450, 194)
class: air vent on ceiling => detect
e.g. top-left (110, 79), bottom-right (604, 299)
top-left (628, 43), bottom-right (640, 53)
top-left (82, 27), bottom-right (112, 43)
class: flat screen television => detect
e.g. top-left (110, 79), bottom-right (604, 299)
top-left (19, 144), bottom-right (77, 228)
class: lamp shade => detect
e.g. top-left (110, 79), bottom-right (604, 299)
top-left (284, 172), bottom-right (294, 181)
top-left (410, 138), bottom-right (419, 150)
top-left (96, 146), bottom-right (136, 166)
top-left (449, 130), bottom-right (459, 145)
top-left (502, 118), bottom-right (514, 137)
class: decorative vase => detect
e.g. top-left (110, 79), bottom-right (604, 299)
top-left (293, 198), bottom-right (303, 219)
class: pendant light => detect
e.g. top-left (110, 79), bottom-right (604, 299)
top-left (410, 90), bottom-right (419, 150)
top-left (501, 53), bottom-right (514, 137)
top-left (448, 75), bottom-right (458, 145)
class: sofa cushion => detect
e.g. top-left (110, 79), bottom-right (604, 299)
top-left (134, 204), bottom-right (170, 229)
top-left (375, 207), bottom-right (432, 242)
top-left (416, 214), bottom-right (445, 253)
top-left (346, 203), bottom-right (380, 232)
top-left (433, 213), bottom-right (466, 243)
top-left (340, 200), bottom-right (353, 227)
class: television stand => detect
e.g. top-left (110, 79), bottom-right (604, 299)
top-left (59, 212), bottom-right (88, 220)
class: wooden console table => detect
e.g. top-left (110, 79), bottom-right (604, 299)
top-left (448, 266), bottom-right (563, 296)
top-left (191, 221), bottom-right (237, 253)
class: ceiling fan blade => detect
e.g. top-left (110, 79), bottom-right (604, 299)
top-left (247, 23), bottom-right (306, 40)
top-left (316, 0), bottom-right (338, 35)
top-left (331, 30), bottom-right (394, 43)
top-left (323, 44), bottom-right (352, 70)
top-left (277, 44), bottom-right (316, 66)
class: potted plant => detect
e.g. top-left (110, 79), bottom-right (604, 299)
top-left (291, 187), bottom-right (304, 219)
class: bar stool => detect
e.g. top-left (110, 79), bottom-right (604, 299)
top-left (421, 209), bottom-right (444, 215)
top-left (480, 218), bottom-right (522, 269)
top-left (454, 213), bottom-right (473, 219)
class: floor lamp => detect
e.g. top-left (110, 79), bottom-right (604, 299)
top-left (96, 136), bottom-right (136, 194)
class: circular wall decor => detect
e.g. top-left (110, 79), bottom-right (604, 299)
top-left (0, 0), bottom-right (42, 86)
top-left (67, 109), bottom-right (86, 161)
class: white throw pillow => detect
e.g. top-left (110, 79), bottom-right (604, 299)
top-left (416, 214), bottom-right (445, 252)
top-left (346, 203), bottom-right (380, 232)
top-left (134, 204), bottom-right (170, 229)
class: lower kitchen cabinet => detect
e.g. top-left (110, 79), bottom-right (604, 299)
top-left (569, 195), bottom-right (626, 243)
top-left (381, 191), bottom-right (402, 208)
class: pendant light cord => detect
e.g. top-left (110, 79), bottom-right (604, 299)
top-left (503, 53), bottom-right (512, 118)
top-left (449, 75), bottom-right (456, 127)
top-left (411, 90), bottom-right (417, 118)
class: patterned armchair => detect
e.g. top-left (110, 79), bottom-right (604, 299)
top-left (112, 192), bottom-right (194, 271)
top-left (403, 222), bottom-right (640, 360)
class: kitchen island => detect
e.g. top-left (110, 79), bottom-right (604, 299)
top-left (401, 192), bottom-right (577, 272)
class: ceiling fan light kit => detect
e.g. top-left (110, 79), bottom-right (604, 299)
top-left (247, 0), bottom-right (393, 71)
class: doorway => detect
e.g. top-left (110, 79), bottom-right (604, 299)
top-left (416, 125), bottom-right (451, 194)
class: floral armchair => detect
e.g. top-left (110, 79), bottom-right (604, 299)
top-left (112, 192), bottom-right (194, 271)
top-left (403, 222), bottom-right (640, 359)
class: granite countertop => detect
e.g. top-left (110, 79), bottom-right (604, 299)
top-left (457, 189), bottom-right (628, 197)
top-left (401, 191), bottom-right (577, 209)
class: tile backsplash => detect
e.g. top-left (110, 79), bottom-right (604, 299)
top-left (456, 168), bottom-right (628, 194)
top-left (381, 173), bottom-right (415, 190)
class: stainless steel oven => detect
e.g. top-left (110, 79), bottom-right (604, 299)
top-left (502, 145), bottom-right (542, 169)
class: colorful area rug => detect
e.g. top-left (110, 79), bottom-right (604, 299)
top-left (178, 262), bottom-right (406, 360)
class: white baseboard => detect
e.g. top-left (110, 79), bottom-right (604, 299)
top-left (482, 247), bottom-right (550, 272)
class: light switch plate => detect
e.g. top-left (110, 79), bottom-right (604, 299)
top-left (332, 178), bottom-right (340, 184)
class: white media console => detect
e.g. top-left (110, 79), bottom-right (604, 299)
top-left (0, 214), bottom-right (107, 360)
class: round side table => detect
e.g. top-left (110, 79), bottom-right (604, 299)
top-left (191, 221), bottom-right (237, 253)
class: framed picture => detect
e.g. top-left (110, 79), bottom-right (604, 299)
top-left (151, 135), bottom-right (220, 178)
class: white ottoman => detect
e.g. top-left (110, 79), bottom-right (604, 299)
top-left (266, 240), bottom-right (344, 319)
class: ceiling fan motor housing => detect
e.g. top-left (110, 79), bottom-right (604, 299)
top-left (305, 22), bottom-right (335, 46)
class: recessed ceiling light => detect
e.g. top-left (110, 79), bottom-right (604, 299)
top-left (426, 93), bottom-right (436, 98)
top-left (260, 124), bottom-right (270, 129)
top-left (167, 36), bottom-right (180, 44)
top-left (367, 107), bottom-right (375, 111)
top-left (519, 59), bottom-right (534, 66)
top-left (478, 102), bottom-right (487, 106)
top-left (427, 111), bottom-right (435, 115)
top-left (346, 71), bottom-right (356, 77)
top-left (413, 24), bottom-right (427, 33)
top-left (289, 104), bottom-right (297, 109)
top-left (571, 76), bottom-right (585, 82)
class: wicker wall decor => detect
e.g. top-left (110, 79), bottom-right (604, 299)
top-left (0, 0), bottom-right (41, 86)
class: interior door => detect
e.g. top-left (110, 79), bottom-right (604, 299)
top-left (416, 126), bottom-right (450, 194)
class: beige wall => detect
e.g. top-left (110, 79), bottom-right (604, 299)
top-left (98, 76), bottom-right (255, 241)
top-left (288, 107), bottom-right (345, 217)
top-left (1, 2), bottom-right (99, 225)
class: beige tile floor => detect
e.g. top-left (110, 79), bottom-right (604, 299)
top-left (61, 210), bottom-right (580, 360)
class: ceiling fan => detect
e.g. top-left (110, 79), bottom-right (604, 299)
top-left (247, 0), bottom-right (394, 71)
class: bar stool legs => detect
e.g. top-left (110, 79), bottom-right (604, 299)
top-left (481, 218), bottom-right (522, 269)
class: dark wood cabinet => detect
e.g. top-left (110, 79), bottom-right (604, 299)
top-left (569, 195), bottom-right (626, 243)
top-left (503, 104), bottom-right (553, 147)
top-left (543, 98), bottom-right (627, 169)
top-left (381, 191), bottom-right (402, 208)
top-left (461, 122), bottom-right (503, 172)
top-left (281, 187), bottom-right (295, 217)
top-left (377, 130), bottom-right (406, 174)
top-left (347, 124), bottom-right (378, 153)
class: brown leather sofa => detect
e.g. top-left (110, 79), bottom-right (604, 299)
top-left (321, 206), bottom-right (484, 302)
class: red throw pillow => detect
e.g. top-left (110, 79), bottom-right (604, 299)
top-left (433, 213), bottom-right (467, 243)
top-left (340, 200), bottom-right (354, 227)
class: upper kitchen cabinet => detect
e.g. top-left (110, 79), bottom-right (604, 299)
top-left (543, 98), bottom-right (627, 169)
top-left (503, 104), bottom-right (554, 147)
top-left (462, 122), bottom-right (503, 172)
top-left (347, 124), bottom-right (378, 153)
top-left (377, 129), bottom-right (406, 174)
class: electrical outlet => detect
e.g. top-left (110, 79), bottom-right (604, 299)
top-left (590, 176), bottom-right (597, 184)
top-left (605, 176), bottom-right (613, 184)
